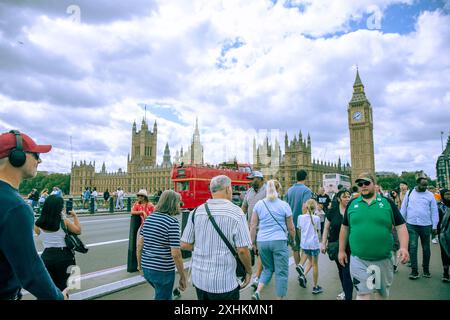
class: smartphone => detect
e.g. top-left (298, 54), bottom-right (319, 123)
top-left (66, 200), bottom-right (73, 215)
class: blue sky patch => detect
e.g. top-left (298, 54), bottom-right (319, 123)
top-left (302, 0), bottom-right (448, 39)
top-left (138, 103), bottom-right (182, 124)
top-left (349, 0), bottom-right (447, 35)
top-left (216, 37), bottom-right (245, 69)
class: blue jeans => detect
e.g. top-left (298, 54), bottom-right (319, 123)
top-left (257, 240), bottom-right (289, 297)
top-left (143, 268), bottom-right (175, 300)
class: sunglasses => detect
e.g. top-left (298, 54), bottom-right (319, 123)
top-left (26, 152), bottom-right (40, 161)
top-left (357, 181), bottom-right (371, 187)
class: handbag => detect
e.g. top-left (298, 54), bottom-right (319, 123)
top-left (204, 203), bottom-right (246, 281)
top-left (327, 241), bottom-right (339, 261)
top-left (60, 220), bottom-right (89, 254)
top-left (261, 200), bottom-right (294, 247)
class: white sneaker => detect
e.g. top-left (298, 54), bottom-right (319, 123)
top-left (336, 292), bottom-right (345, 300)
top-left (251, 277), bottom-right (259, 290)
top-left (432, 238), bottom-right (438, 244)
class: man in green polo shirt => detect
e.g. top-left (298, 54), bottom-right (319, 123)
top-left (338, 172), bottom-right (409, 300)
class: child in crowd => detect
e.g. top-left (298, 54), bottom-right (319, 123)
top-left (315, 203), bottom-right (325, 238)
top-left (296, 199), bottom-right (323, 294)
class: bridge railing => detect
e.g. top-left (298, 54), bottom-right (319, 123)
top-left (32, 195), bottom-right (160, 216)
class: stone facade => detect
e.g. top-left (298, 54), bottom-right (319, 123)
top-left (348, 69), bottom-right (375, 182)
top-left (70, 118), bottom-right (172, 195)
top-left (71, 70), bottom-right (376, 196)
top-left (253, 132), bottom-right (351, 194)
top-left (437, 134), bottom-right (450, 189)
top-left (174, 117), bottom-right (204, 165)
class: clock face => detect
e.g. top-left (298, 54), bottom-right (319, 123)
top-left (352, 111), bottom-right (362, 121)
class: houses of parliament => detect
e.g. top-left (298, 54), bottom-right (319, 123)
top-left (70, 69), bottom-right (375, 195)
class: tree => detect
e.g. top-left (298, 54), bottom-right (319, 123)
top-left (376, 171), bottom-right (437, 191)
top-left (377, 175), bottom-right (400, 191)
top-left (19, 172), bottom-right (70, 196)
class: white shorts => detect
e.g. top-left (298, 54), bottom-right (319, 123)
top-left (350, 255), bottom-right (394, 297)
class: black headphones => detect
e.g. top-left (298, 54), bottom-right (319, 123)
top-left (8, 130), bottom-right (27, 167)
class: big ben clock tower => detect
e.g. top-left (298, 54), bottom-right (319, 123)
top-left (348, 68), bottom-right (375, 182)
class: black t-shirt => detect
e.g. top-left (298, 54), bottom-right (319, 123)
top-left (317, 194), bottom-right (331, 211)
top-left (326, 207), bottom-right (344, 243)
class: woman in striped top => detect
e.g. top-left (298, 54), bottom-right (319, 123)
top-left (136, 190), bottom-right (186, 300)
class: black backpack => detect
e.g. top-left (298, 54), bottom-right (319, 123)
top-left (439, 205), bottom-right (450, 257)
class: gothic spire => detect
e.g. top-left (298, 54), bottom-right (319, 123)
top-left (350, 67), bottom-right (369, 105)
top-left (353, 66), bottom-right (363, 87)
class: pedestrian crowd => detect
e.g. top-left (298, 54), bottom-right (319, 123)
top-left (1, 130), bottom-right (449, 301)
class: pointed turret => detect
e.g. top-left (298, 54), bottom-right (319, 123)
top-left (284, 132), bottom-right (289, 149)
top-left (153, 120), bottom-right (157, 133)
top-left (141, 117), bottom-right (147, 129)
top-left (163, 142), bottom-right (171, 167)
top-left (194, 117), bottom-right (199, 136)
top-left (299, 130), bottom-right (303, 142)
top-left (101, 162), bottom-right (106, 173)
top-left (350, 67), bottom-right (369, 105)
top-left (307, 133), bottom-right (311, 148)
top-left (132, 120), bottom-right (137, 133)
top-left (354, 67), bottom-right (363, 87)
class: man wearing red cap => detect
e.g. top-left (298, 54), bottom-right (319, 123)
top-left (0, 130), bottom-right (67, 300)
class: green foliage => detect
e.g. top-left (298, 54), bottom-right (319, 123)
top-left (19, 172), bottom-right (70, 196)
top-left (377, 175), bottom-right (400, 191)
top-left (377, 171), bottom-right (437, 191)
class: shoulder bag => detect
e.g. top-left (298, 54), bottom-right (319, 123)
top-left (326, 211), bottom-right (339, 261)
top-left (261, 200), bottom-right (294, 247)
top-left (204, 203), bottom-right (246, 281)
top-left (60, 220), bottom-right (89, 254)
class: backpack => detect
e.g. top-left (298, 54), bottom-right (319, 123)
top-left (439, 205), bottom-right (450, 257)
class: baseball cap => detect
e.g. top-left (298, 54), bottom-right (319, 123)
top-left (247, 171), bottom-right (264, 179)
top-left (355, 172), bottom-right (376, 184)
top-left (415, 171), bottom-right (428, 183)
top-left (0, 131), bottom-right (52, 159)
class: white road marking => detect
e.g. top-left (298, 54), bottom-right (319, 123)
top-left (37, 238), bottom-right (129, 254)
top-left (21, 264), bottom-right (128, 297)
top-left (86, 239), bottom-right (129, 248)
top-left (81, 265), bottom-right (127, 280)
top-left (24, 256), bottom-right (290, 299)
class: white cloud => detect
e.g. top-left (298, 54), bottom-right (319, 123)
top-left (1, 0), bottom-right (449, 180)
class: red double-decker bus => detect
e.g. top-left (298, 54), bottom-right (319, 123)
top-left (171, 163), bottom-right (252, 210)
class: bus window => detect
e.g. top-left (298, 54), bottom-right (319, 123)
top-left (239, 166), bottom-right (252, 174)
top-left (324, 174), bottom-right (336, 179)
top-left (176, 169), bottom-right (186, 177)
top-left (176, 182), bottom-right (189, 191)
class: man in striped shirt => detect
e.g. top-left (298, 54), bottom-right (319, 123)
top-left (181, 175), bottom-right (253, 300)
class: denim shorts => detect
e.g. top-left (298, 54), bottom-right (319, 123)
top-left (303, 249), bottom-right (320, 256)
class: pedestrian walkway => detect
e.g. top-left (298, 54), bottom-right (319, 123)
top-left (96, 244), bottom-right (450, 300)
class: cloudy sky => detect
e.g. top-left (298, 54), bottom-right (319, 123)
top-left (1, 0), bottom-right (449, 178)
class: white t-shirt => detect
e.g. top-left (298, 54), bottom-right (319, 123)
top-left (297, 214), bottom-right (321, 250)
